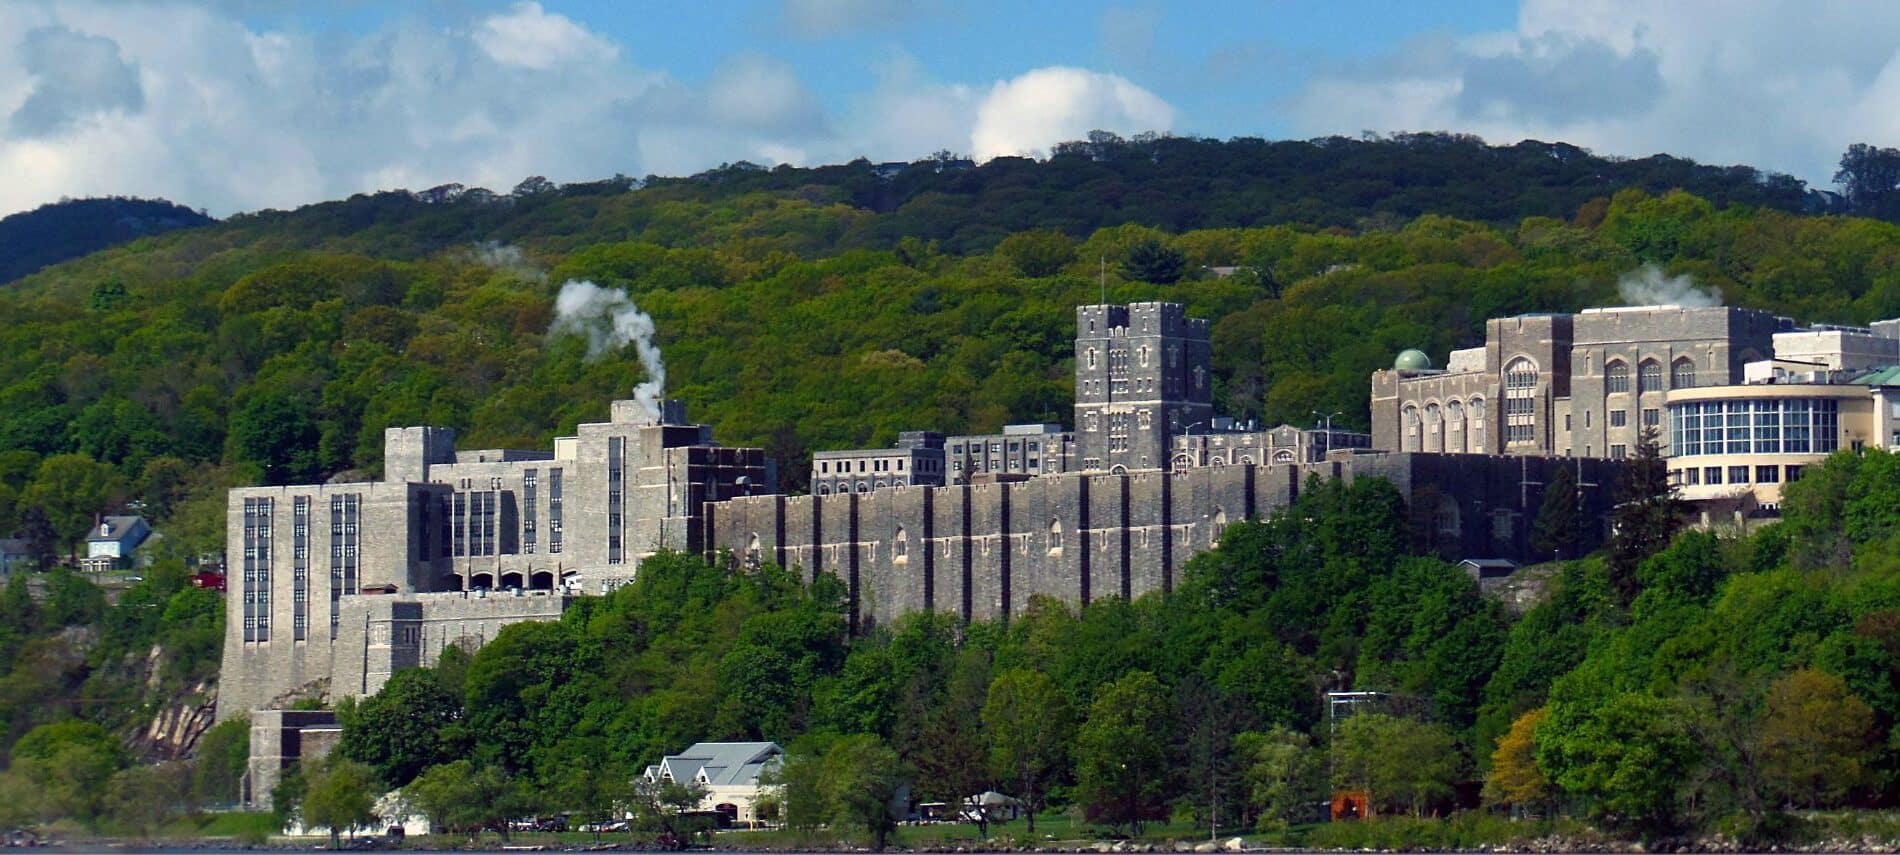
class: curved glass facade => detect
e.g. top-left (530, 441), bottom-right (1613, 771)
top-left (1669, 398), bottom-right (1840, 456)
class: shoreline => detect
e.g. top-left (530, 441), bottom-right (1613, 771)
top-left (23, 834), bottom-right (1900, 854)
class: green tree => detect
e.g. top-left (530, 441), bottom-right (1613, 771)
top-left (1235, 725), bottom-right (1318, 831)
top-left (22, 452), bottom-right (123, 560)
top-left (193, 717), bottom-right (251, 806)
top-left (10, 720), bottom-right (128, 827)
top-left (104, 761), bottom-right (192, 837)
top-left (629, 774), bottom-right (711, 841)
top-left (1073, 670), bottom-right (1170, 834)
top-left (983, 668), bottom-right (1073, 834)
top-left (43, 568), bottom-right (105, 626)
top-left (1538, 693), bottom-right (1703, 833)
top-left (340, 667), bottom-right (466, 787)
top-left (1532, 464), bottom-right (1585, 561)
top-left (1755, 669), bottom-right (1876, 808)
top-left (997, 229), bottom-right (1077, 277)
top-left (228, 391), bottom-right (321, 486)
top-left (1606, 427), bottom-right (1683, 606)
top-left (1121, 238), bottom-right (1186, 284)
top-left (300, 755), bottom-right (382, 848)
top-left (818, 733), bottom-right (905, 850)
top-left (1331, 713), bottom-right (1461, 817)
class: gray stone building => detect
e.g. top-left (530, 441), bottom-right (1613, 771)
top-left (946, 424), bottom-right (1074, 484)
top-left (705, 452), bottom-right (1622, 630)
top-left (1371, 306), bottom-right (1790, 459)
top-left (813, 431), bottom-right (948, 495)
top-left (216, 400), bottom-right (771, 720)
top-left (221, 298), bottom-right (1630, 718)
top-left (1170, 424), bottom-right (1373, 468)
top-left (1074, 303), bottom-right (1213, 472)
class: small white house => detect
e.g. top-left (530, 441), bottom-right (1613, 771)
top-left (643, 742), bottom-right (783, 827)
top-left (82, 516), bottom-right (151, 573)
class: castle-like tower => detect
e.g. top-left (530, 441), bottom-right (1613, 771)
top-left (1073, 303), bottom-right (1213, 472)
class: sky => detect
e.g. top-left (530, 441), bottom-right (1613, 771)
top-left (3, 0), bottom-right (1900, 218)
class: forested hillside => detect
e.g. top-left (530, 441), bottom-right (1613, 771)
top-left (0, 198), bottom-right (213, 284)
top-left (286, 451), bottom-right (1900, 846)
top-left (3, 134), bottom-right (1900, 842)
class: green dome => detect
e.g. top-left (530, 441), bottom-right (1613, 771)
top-left (1394, 349), bottom-right (1433, 371)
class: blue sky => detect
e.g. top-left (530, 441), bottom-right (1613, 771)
top-left (1, 0), bottom-right (1897, 216)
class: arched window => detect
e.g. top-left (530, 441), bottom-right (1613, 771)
top-left (1273, 449), bottom-right (1294, 464)
top-left (1446, 400), bottom-right (1464, 423)
top-left (1638, 359), bottom-right (1662, 393)
top-left (1048, 519), bottom-right (1063, 554)
top-left (1673, 358), bottom-right (1696, 389)
top-left (1469, 397), bottom-right (1486, 420)
top-left (1211, 510), bottom-right (1228, 546)
top-left (746, 533), bottom-right (762, 567)
top-left (1237, 455), bottom-right (1255, 465)
top-left (1503, 358), bottom-right (1537, 445)
top-left (894, 527), bottom-right (908, 562)
top-left (1505, 359), bottom-right (1537, 391)
top-left (817, 484), bottom-right (830, 496)
top-left (1087, 347), bottom-right (1098, 369)
top-left (1605, 360), bottom-right (1630, 394)
top-left (1426, 403), bottom-right (1441, 426)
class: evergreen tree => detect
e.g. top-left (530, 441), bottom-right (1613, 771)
top-left (1532, 464), bottom-right (1585, 561)
top-left (1606, 427), bottom-right (1682, 606)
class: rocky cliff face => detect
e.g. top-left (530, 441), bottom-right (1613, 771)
top-left (139, 678), bottom-right (217, 760)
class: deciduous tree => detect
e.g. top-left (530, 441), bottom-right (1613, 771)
top-left (983, 668), bottom-right (1073, 834)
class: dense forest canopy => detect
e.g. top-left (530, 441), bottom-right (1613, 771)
top-left (8, 162), bottom-right (1900, 560)
top-left (0, 197), bottom-right (214, 285)
top-left (4, 134), bottom-right (1900, 844)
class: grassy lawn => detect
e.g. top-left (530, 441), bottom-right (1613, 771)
top-left (156, 811), bottom-right (280, 843)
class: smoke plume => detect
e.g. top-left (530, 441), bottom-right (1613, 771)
top-left (550, 280), bottom-right (666, 419)
top-left (1616, 264), bottom-right (1721, 308)
top-left (465, 241), bottom-right (547, 283)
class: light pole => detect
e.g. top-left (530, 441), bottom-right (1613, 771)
top-left (1314, 411), bottom-right (1343, 460)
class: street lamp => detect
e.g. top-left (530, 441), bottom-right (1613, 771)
top-left (1314, 411), bottom-right (1343, 459)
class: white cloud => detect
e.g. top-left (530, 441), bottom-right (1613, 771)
top-left (471, 1), bottom-right (618, 71)
top-left (971, 66), bottom-right (1174, 160)
top-left (1290, 0), bottom-right (1900, 185)
top-left (0, 1), bottom-right (1173, 218)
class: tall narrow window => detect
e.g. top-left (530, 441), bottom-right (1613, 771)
top-left (1672, 358), bottom-right (1697, 389)
top-left (1605, 360), bottom-right (1630, 394)
top-left (1638, 359), bottom-right (1663, 393)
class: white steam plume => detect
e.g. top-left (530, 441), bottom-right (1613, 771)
top-left (550, 280), bottom-right (666, 419)
top-left (465, 241), bottom-right (547, 283)
top-left (1616, 264), bottom-right (1722, 308)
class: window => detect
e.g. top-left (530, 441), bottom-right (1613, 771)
top-left (1610, 444), bottom-right (1627, 459)
top-left (1756, 465), bottom-right (1780, 484)
top-left (1605, 360), bottom-right (1630, 394)
top-left (1564, 414), bottom-right (1572, 431)
top-left (1705, 466), bottom-right (1722, 485)
top-left (1610, 410), bottom-right (1627, 428)
top-left (1672, 358), bottom-right (1696, 389)
top-left (1668, 398), bottom-right (1840, 457)
top-left (1684, 467), bottom-right (1700, 485)
top-left (1638, 359), bottom-right (1663, 393)
top-left (1787, 465), bottom-right (1804, 481)
top-left (1504, 360), bottom-right (1537, 444)
top-left (1048, 519), bottom-right (1063, 554)
top-left (1729, 466), bottom-right (1751, 484)
top-left (1643, 408), bottom-right (1660, 427)
top-left (894, 527), bottom-right (908, 562)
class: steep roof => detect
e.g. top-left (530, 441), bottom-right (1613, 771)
top-left (86, 515), bottom-right (148, 544)
top-left (651, 742), bottom-right (782, 788)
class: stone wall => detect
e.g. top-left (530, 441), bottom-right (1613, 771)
top-left (705, 452), bottom-right (1622, 629)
